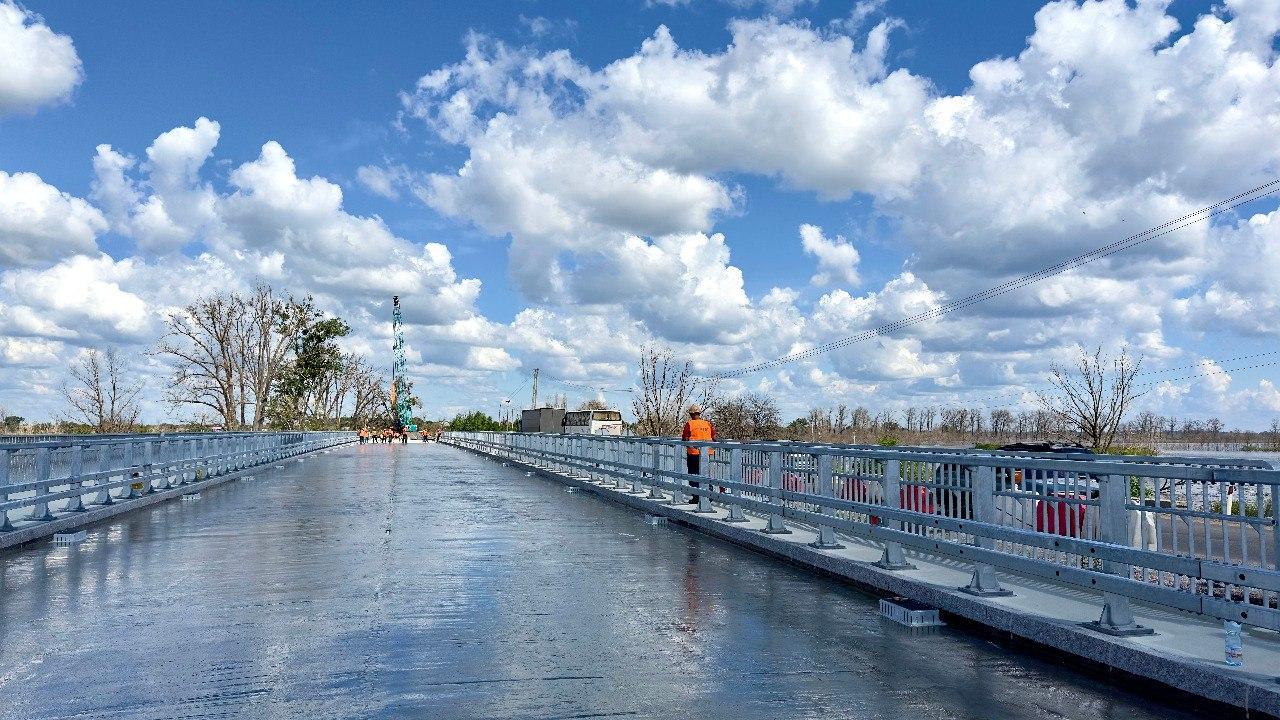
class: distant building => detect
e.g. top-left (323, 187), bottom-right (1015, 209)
top-left (563, 410), bottom-right (624, 436)
top-left (521, 407), bottom-right (566, 433)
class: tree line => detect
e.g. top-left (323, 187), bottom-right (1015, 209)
top-left (629, 345), bottom-right (1279, 452)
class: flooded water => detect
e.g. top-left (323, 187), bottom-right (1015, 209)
top-left (0, 443), bottom-right (1214, 719)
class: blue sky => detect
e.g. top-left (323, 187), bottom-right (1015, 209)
top-left (3, 0), bottom-right (1280, 428)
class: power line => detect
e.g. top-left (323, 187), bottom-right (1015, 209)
top-left (706, 180), bottom-right (1280, 380)
top-left (520, 369), bottom-right (632, 397)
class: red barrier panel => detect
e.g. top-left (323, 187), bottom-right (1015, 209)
top-left (1035, 494), bottom-right (1087, 536)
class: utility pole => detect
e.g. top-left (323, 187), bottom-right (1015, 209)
top-left (531, 368), bottom-right (539, 408)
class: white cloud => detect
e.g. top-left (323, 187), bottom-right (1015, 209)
top-left (799, 223), bottom-right (860, 286)
top-left (10, 1), bottom-right (1280, 427)
top-left (1238, 379), bottom-right (1280, 412)
top-left (356, 164), bottom-right (407, 199)
top-left (1198, 359), bottom-right (1233, 394)
top-left (0, 254), bottom-right (151, 343)
top-left (91, 118), bottom-right (222, 254)
top-left (0, 171), bottom-right (107, 266)
top-left (1174, 210), bottom-right (1280, 335)
top-left (0, 0), bottom-right (82, 115)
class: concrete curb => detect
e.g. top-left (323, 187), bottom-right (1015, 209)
top-left (0, 442), bottom-right (351, 552)
top-left (453, 441), bottom-right (1280, 720)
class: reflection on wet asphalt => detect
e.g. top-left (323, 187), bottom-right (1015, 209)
top-left (0, 443), bottom-right (1206, 719)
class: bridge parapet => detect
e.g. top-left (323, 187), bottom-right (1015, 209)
top-left (1, 431), bottom-right (355, 546)
top-left (444, 431), bottom-right (1280, 637)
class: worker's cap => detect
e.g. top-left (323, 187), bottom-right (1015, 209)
top-left (688, 404), bottom-right (703, 414)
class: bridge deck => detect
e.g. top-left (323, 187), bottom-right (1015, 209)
top-left (0, 443), bottom-right (1212, 719)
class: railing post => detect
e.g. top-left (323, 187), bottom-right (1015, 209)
top-left (161, 440), bottom-right (176, 489)
top-left (647, 443), bottom-right (669, 502)
top-left (122, 442), bottom-right (141, 498)
top-left (612, 440), bottom-right (626, 488)
top-left (693, 442), bottom-right (715, 513)
top-left (27, 447), bottom-right (53, 521)
top-left (629, 441), bottom-right (644, 493)
top-left (873, 458), bottom-right (914, 569)
top-left (94, 443), bottom-right (114, 505)
top-left (669, 444), bottom-right (687, 504)
top-left (762, 450), bottom-right (790, 534)
top-left (724, 447), bottom-right (747, 522)
top-left (809, 453), bottom-right (844, 549)
top-left (0, 449), bottom-right (11, 530)
top-left (141, 441), bottom-right (156, 494)
top-left (1084, 473), bottom-right (1154, 636)
top-left (64, 444), bottom-right (86, 512)
top-left (960, 464), bottom-right (1010, 594)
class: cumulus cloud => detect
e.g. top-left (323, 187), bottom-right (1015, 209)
top-left (91, 117), bottom-right (222, 254)
top-left (9, 1), bottom-right (1280, 425)
top-left (0, 0), bottom-right (82, 115)
top-left (0, 254), bottom-right (150, 343)
top-left (799, 224), bottom-right (860, 286)
top-left (1174, 210), bottom-right (1280, 335)
top-left (1, 120), bottom-right (494, 420)
top-left (397, 0), bottom-right (1280, 420)
top-left (0, 171), bottom-right (107, 266)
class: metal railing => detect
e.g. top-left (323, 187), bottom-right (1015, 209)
top-left (1, 432), bottom-right (355, 532)
top-left (444, 431), bottom-right (1280, 635)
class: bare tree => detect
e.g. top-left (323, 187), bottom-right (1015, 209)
top-left (835, 404), bottom-right (849, 436)
top-left (156, 287), bottom-right (313, 429)
top-left (989, 409), bottom-right (1013, 439)
top-left (1038, 346), bottom-right (1145, 451)
top-left (709, 392), bottom-right (781, 440)
top-left (241, 287), bottom-right (314, 427)
top-left (632, 345), bottom-right (705, 436)
top-left (60, 348), bottom-right (142, 432)
top-left (348, 358), bottom-right (391, 425)
top-left (804, 408), bottom-right (830, 441)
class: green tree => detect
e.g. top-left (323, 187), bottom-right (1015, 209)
top-left (270, 314), bottom-right (351, 428)
top-left (3, 416), bottom-right (22, 432)
top-left (446, 411), bottom-right (504, 431)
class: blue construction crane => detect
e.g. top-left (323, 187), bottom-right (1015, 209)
top-left (390, 295), bottom-right (416, 432)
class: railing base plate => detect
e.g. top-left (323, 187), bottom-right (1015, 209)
top-left (959, 586), bottom-right (1013, 598)
top-left (1080, 620), bottom-right (1156, 637)
top-left (873, 560), bottom-right (916, 571)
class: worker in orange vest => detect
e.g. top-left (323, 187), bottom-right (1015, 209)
top-left (358, 427), bottom-right (369, 444)
top-left (681, 404), bottom-right (716, 502)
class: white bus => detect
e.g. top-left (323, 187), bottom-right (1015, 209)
top-left (562, 410), bottom-right (624, 435)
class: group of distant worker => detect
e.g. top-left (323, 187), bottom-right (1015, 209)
top-left (357, 427), bottom-right (409, 444)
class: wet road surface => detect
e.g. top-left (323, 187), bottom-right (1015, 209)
top-left (0, 443), bottom-right (1210, 719)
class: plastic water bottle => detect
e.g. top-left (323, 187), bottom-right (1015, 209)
top-left (1224, 620), bottom-right (1243, 667)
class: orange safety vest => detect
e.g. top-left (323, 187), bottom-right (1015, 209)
top-left (683, 418), bottom-right (715, 456)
